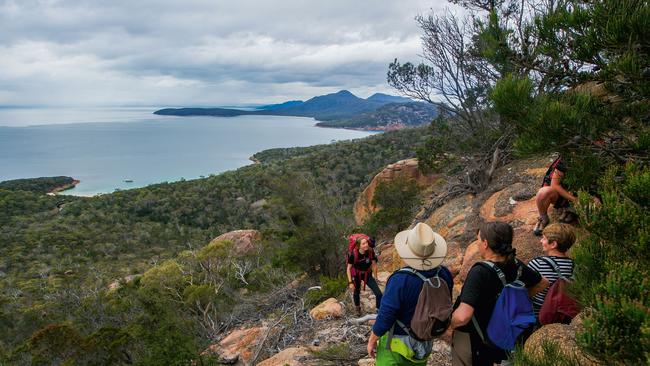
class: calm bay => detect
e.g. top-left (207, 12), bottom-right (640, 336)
top-left (0, 108), bottom-right (375, 196)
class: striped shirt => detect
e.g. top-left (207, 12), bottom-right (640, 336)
top-left (527, 256), bottom-right (574, 316)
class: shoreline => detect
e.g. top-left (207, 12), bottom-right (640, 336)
top-left (8, 118), bottom-right (374, 197)
top-left (49, 179), bottom-right (80, 195)
top-left (314, 122), bottom-right (406, 132)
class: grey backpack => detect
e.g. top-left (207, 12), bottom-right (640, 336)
top-left (393, 267), bottom-right (452, 340)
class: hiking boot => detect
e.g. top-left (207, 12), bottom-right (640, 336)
top-left (533, 216), bottom-right (549, 236)
top-left (355, 306), bottom-right (362, 316)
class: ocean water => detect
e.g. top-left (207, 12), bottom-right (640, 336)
top-left (0, 108), bottom-right (375, 195)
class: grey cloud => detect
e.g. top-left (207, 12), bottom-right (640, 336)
top-left (0, 0), bottom-right (455, 106)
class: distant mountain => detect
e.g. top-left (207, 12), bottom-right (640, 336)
top-left (270, 90), bottom-right (385, 120)
top-left (316, 102), bottom-right (438, 130)
top-left (256, 100), bottom-right (304, 110)
top-left (154, 90), bottom-right (423, 127)
top-left (366, 93), bottom-right (413, 104)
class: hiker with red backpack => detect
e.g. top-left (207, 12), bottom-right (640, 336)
top-left (527, 223), bottom-right (580, 325)
top-left (347, 234), bottom-right (382, 316)
top-left (366, 223), bottom-right (453, 365)
top-left (448, 221), bottom-right (548, 366)
top-left (534, 155), bottom-right (577, 236)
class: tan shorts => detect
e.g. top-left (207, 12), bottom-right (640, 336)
top-left (452, 330), bottom-right (472, 366)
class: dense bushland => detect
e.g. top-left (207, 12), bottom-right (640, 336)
top-left (0, 127), bottom-right (427, 364)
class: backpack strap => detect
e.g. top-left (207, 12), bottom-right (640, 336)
top-left (385, 319), bottom-right (419, 351)
top-left (477, 261), bottom-right (507, 287)
top-left (471, 316), bottom-right (488, 345)
top-left (471, 261), bottom-right (508, 345)
top-left (539, 256), bottom-right (563, 278)
top-left (397, 267), bottom-right (443, 288)
top-left (515, 258), bottom-right (523, 280)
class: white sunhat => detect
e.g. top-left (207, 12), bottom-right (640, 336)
top-left (394, 222), bottom-right (447, 270)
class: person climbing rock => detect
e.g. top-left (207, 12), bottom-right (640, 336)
top-left (534, 155), bottom-right (576, 236)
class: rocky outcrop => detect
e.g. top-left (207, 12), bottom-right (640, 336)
top-left (424, 194), bottom-right (474, 241)
top-left (257, 347), bottom-right (313, 366)
top-left (377, 244), bottom-right (402, 273)
top-left (310, 298), bottom-right (344, 320)
top-left (203, 325), bottom-right (269, 365)
top-left (524, 314), bottom-right (601, 365)
top-left (354, 158), bottom-right (442, 225)
top-left (477, 185), bottom-right (543, 264)
top-left (373, 157), bottom-right (551, 295)
top-left (209, 229), bottom-right (261, 256)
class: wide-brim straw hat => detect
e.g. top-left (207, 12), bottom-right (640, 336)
top-left (395, 222), bottom-right (447, 270)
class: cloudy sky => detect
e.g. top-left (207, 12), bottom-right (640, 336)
top-left (0, 0), bottom-right (456, 107)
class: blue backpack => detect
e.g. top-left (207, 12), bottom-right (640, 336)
top-left (471, 260), bottom-right (536, 351)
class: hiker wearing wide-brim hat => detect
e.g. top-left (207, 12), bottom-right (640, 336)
top-left (394, 222), bottom-right (448, 270)
top-left (367, 223), bottom-right (453, 365)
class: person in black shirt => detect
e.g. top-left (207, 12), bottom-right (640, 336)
top-left (347, 236), bottom-right (382, 316)
top-left (447, 221), bottom-right (548, 366)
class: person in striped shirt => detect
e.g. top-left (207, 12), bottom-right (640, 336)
top-left (527, 223), bottom-right (576, 318)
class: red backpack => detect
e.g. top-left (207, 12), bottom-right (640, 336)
top-left (538, 257), bottom-right (580, 325)
top-left (347, 233), bottom-right (374, 253)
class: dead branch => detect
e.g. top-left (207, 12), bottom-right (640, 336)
top-left (415, 131), bottom-right (513, 222)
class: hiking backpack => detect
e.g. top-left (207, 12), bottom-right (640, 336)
top-left (391, 267), bottom-right (452, 340)
top-left (538, 257), bottom-right (580, 325)
top-left (471, 260), bottom-right (536, 351)
top-left (347, 233), bottom-right (374, 253)
top-left (347, 234), bottom-right (376, 290)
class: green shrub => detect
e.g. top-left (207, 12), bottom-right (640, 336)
top-left (364, 177), bottom-right (421, 238)
top-left (305, 275), bottom-right (348, 307)
top-left (572, 164), bottom-right (650, 364)
top-left (512, 342), bottom-right (579, 366)
top-left (139, 260), bottom-right (186, 294)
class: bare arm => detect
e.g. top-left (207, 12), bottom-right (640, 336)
top-left (450, 302), bottom-right (475, 329)
top-left (367, 331), bottom-right (380, 358)
top-left (551, 170), bottom-right (576, 201)
top-left (347, 263), bottom-right (354, 290)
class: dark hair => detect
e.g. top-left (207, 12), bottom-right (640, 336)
top-left (479, 221), bottom-right (516, 262)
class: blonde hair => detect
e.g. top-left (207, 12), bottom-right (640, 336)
top-left (543, 223), bottom-right (576, 253)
